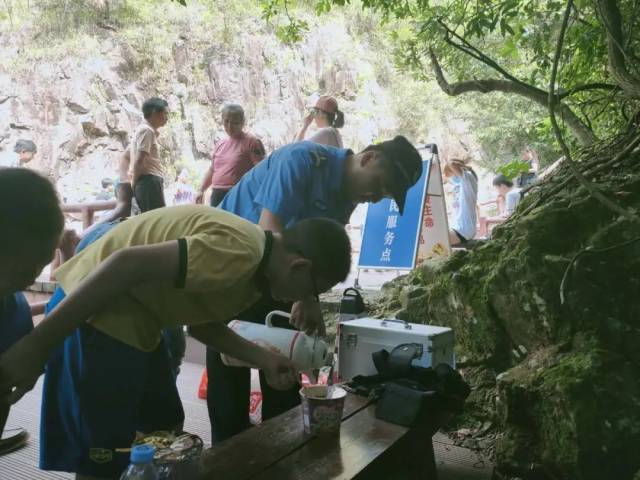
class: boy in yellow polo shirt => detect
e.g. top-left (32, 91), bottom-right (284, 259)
top-left (0, 205), bottom-right (351, 479)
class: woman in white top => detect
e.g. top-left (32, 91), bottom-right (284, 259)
top-left (296, 95), bottom-right (345, 148)
top-left (443, 159), bottom-right (478, 246)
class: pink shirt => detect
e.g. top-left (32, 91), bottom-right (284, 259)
top-left (210, 133), bottom-right (266, 189)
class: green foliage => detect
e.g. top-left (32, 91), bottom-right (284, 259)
top-left (29, 0), bottom-right (140, 37)
top-left (259, 0), bottom-right (640, 149)
top-left (274, 18), bottom-right (309, 44)
top-left (496, 160), bottom-right (530, 180)
top-left (4, 0), bottom-right (637, 178)
top-left (261, 0), bottom-right (310, 44)
top-left (463, 92), bottom-right (563, 168)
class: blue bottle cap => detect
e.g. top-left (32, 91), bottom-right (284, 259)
top-left (131, 444), bottom-right (156, 464)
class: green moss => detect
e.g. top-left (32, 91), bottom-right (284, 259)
top-left (537, 348), bottom-right (597, 473)
top-left (493, 340), bottom-right (640, 479)
top-left (494, 428), bottom-right (536, 473)
top-left (372, 143), bottom-right (640, 479)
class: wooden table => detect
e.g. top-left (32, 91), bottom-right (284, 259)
top-left (199, 392), bottom-right (439, 479)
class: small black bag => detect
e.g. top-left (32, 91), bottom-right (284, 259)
top-left (339, 288), bottom-right (366, 315)
top-left (349, 342), bottom-right (470, 427)
top-left (375, 382), bottom-right (436, 426)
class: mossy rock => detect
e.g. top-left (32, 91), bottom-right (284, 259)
top-left (457, 365), bottom-right (497, 425)
top-left (372, 136), bottom-right (640, 479)
top-left (494, 428), bottom-right (536, 474)
top-left (495, 337), bottom-right (640, 479)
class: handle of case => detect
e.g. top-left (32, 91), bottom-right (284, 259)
top-left (343, 287), bottom-right (361, 297)
top-left (265, 310), bottom-right (291, 327)
top-left (380, 318), bottom-right (412, 330)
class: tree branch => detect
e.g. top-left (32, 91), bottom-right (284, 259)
top-left (437, 19), bottom-right (545, 95)
top-left (429, 49), bottom-right (597, 146)
top-left (595, 0), bottom-right (640, 98)
top-left (432, 19), bottom-right (600, 145)
top-left (438, 20), bottom-right (620, 102)
top-left (560, 237), bottom-right (640, 305)
top-left (516, 131), bottom-right (640, 218)
top-left (558, 82), bottom-right (621, 99)
top-left (548, 0), bottom-right (638, 247)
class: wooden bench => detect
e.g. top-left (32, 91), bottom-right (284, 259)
top-left (199, 392), bottom-right (440, 479)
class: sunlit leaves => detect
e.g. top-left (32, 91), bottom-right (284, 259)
top-left (496, 159), bottom-right (531, 179)
top-left (261, 0), bottom-right (311, 44)
top-left (256, 0), bottom-right (637, 143)
top-left (275, 18), bottom-right (309, 44)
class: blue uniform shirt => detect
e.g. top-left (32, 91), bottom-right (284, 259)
top-left (75, 220), bottom-right (121, 253)
top-left (220, 141), bottom-right (355, 227)
top-left (0, 292), bottom-right (33, 353)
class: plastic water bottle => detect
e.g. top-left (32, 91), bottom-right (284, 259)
top-left (120, 444), bottom-right (159, 480)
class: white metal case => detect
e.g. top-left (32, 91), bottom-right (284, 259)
top-left (337, 317), bottom-right (455, 381)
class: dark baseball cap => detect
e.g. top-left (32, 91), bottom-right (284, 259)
top-left (377, 136), bottom-right (423, 215)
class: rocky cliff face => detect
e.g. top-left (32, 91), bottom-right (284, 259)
top-left (1, 44), bottom-right (142, 200)
top-left (0, 8), bottom-right (401, 202)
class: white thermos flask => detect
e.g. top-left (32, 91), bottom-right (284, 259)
top-left (221, 311), bottom-right (329, 372)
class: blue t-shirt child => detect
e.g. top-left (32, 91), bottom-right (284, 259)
top-left (40, 219), bottom-right (183, 477)
top-left (0, 292), bottom-right (33, 354)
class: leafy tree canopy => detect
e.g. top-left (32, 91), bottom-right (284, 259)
top-left (260, 0), bottom-right (640, 148)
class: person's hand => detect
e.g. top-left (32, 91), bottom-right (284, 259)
top-left (262, 352), bottom-right (298, 391)
top-left (302, 112), bottom-right (314, 128)
top-left (290, 298), bottom-right (325, 336)
top-left (194, 191), bottom-right (205, 204)
top-left (0, 334), bottom-right (49, 405)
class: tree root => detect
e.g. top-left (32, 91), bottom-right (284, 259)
top-left (560, 236), bottom-right (640, 305)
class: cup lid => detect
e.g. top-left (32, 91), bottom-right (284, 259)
top-left (131, 444), bottom-right (155, 464)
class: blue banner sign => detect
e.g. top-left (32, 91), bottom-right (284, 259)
top-left (358, 159), bottom-right (431, 269)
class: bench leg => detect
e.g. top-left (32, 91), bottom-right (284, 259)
top-left (394, 425), bottom-right (438, 479)
top-left (355, 424), bottom-right (438, 479)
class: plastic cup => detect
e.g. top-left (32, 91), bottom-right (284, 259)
top-left (299, 386), bottom-right (347, 436)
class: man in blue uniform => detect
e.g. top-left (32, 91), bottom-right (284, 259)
top-left (209, 135), bottom-right (423, 442)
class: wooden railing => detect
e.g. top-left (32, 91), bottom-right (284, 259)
top-left (477, 199), bottom-right (505, 238)
top-left (35, 200), bottom-right (118, 285)
top-left (30, 301), bottom-right (47, 316)
top-left (61, 200), bottom-right (117, 230)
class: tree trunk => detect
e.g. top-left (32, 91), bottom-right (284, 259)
top-left (429, 50), bottom-right (597, 146)
top-left (596, 0), bottom-right (640, 99)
